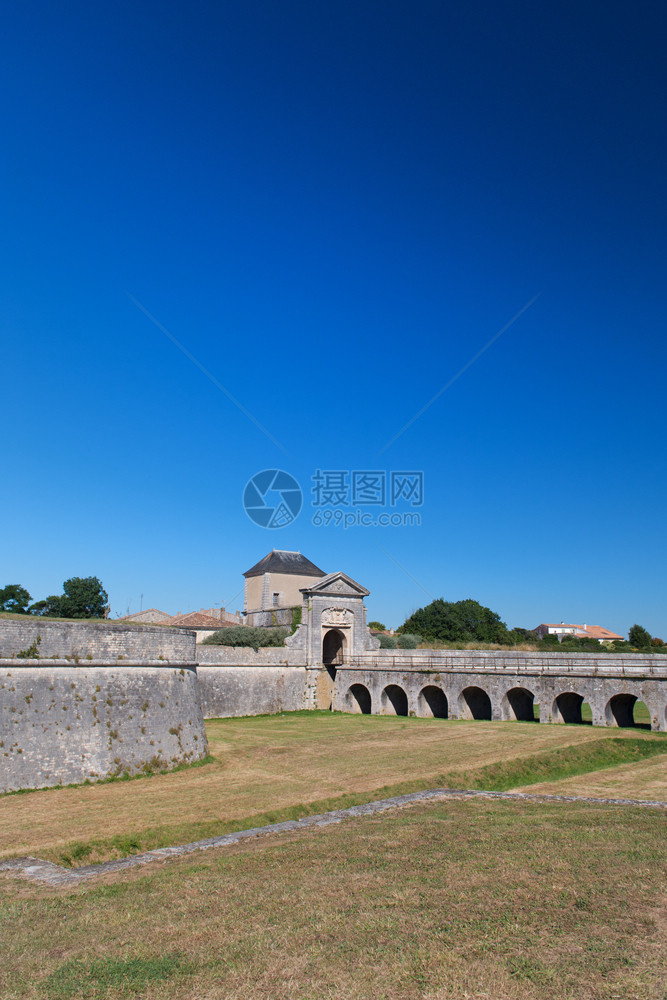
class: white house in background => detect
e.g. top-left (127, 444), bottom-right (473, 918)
top-left (534, 622), bottom-right (624, 643)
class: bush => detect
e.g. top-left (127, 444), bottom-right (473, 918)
top-left (378, 634), bottom-right (397, 648)
top-left (289, 606), bottom-right (301, 635)
top-left (628, 624), bottom-right (652, 650)
top-left (202, 626), bottom-right (289, 649)
top-left (396, 633), bottom-right (420, 649)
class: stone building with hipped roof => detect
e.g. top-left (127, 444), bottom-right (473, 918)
top-left (243, 549), bottom-right (326, 627)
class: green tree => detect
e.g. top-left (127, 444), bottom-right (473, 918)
top-left (29, 596), bottom-right (65, 617)
top-left (510, 628), bottom-right (540, 643)
top-left (57, 577), bottom-right (109, 618)
top-left (628, 624), bottom-right (652, 650)
top-left (368, 620), bottom-right (387, 631)
top-left (0, 584), bottom-right (32, 613)
top-left (398, 598), bottom-right (511, 644)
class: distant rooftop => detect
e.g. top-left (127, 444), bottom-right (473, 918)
top-left (168, 612), bottom-right (233, 629)
top-left (243, 549), bottom-right (326, 579)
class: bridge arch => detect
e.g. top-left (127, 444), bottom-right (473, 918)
top-left (459, 686), bottom-right (492, 721)
top-left (346, 683), bottom-right (371, 715)
top-left (502, 686), bottom-right (536, 722)
top-left (553, 691), bottom-right (587, 724)
top-left (381, 684), bottom-right (408, 716)
top-left (604, 693), bottom-right (652, 729)
top-left (418, 685), bottom-right (448, 718)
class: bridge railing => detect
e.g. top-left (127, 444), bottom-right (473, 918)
top-left (342, 653), bottom-right (667, 677)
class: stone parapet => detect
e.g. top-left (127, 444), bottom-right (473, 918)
top-left (349, 650), bottom-right (667, 677)
top-left (196, 646), bottom-right (307, 665)
top-left (0, 619), bottom-right (196, 662)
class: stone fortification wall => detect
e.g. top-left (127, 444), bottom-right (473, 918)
top-left (171, 646), bottom-right (310, 719)
top-left (196, 645), bottom-right (306, 666)
top-left (244, 608), bottom-right (294, 628)
top-left (0, 660), bottom-right (207, 793)
top-left (0, 619), bottom-right (196, 662)
top-left (197, 665), bottom-right (309, 718)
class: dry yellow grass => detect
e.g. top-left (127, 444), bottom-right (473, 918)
top-left (0, 712), bottom-right (661, 863)
top-left (1, 797), bottom-right (665, 999)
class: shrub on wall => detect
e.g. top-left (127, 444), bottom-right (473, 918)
top-left (396, 633), bottom-right (421, 649)
top-left (378, 634), bottom-right (397, 648)
top-left (202, 626), bottom-right (290, 649)
top-left (290, 606), bottom-right (302, 635)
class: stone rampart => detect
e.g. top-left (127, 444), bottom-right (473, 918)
top-left (0, 660), bottom-right (207, 793)
top-left (0, 619), bottom-right (196, 662)
top-left (197, 665), bottom-right (310, 718)
top-left (195, 645), bottom-right (311, 718)
top-left (196, 645), bottom-right (306, 666)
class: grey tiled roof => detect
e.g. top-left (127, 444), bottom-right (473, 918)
top-left (243, 550), bottom-right (326, 579)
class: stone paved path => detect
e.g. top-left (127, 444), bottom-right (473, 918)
top-left (1, 788), bottom-right (665, 888)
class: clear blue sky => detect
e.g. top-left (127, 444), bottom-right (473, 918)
top-left (2, 1), bottom-right (666, 635)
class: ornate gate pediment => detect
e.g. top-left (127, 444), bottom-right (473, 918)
top-left (301, 572), bottom-right (370, 598)
top-left (321, 607), bottom-right (354, 627)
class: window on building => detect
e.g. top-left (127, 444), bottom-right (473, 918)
top-left (272, 593), bottom-right (281, 607)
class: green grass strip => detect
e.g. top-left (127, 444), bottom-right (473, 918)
top-left (44, 954), bottom-right (193, 998)
top-left (439, 735), bottom-right (667, 792)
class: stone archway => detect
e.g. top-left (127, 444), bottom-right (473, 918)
top-left (317, 628), bottom-right (346, 711)
top-left (459, 686), bottom-right (492, 721)
top-left (381, 684), bottom-right (408, 716)
top-left (503, 687), bottom-right (536, 722)
top-left (322, 628), bottom-right (345, 677)
top-left (553, 692), bottom-right (585, 724)
top-left (347, 684), bottom-right (372, 714)
top-left (418, 686), bottom-right (448, 718)
top-left (605, 693), bottom-right (650, 729)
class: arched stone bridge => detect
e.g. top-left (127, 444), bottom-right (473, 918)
top-left (328, 651), bottom-right (667, 730)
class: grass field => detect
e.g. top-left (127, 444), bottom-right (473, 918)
top-left (1, 713), bottom-right (666, 1000)
top-left (1, 712), bottom-right (665, 867)
top-left (1, 796), bottom-right (665, 999)
top-left (517, 752), bottom-right (667, 800)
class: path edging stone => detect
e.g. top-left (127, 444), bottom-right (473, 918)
top-left (1, 788), bottom-right (665, 887)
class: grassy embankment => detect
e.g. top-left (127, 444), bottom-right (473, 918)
top-left (1, 712), bottom-right (665, 868)
top-left (1, 794), bottom-right (665, 1000)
